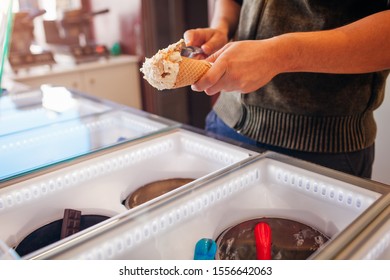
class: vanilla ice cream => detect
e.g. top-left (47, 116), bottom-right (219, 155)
top-left (140, 39), bottom-right (185, 90)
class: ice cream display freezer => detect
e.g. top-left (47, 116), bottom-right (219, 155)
top-left (0, 86), bottom-right (389, 260)
top-left (15, 152), bottom-right (389, 260)
top-left (0, 86), bottom-right (178, 182)
top-left (0, 128), bottom-right (257, 259)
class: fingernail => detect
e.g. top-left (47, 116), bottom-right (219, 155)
top-left (201, 44), bottom-right (211, 54)
top-left (191, 85), bottom-right (199, 91)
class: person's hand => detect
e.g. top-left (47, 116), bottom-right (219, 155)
top-left (192, 39), bottom-right (283, 95)
top-left (184, 28), bottom-right (229, 56)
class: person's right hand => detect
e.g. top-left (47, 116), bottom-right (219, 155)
top-left (191, 39), bottom-right (283, 96)
top-left (184, 28), bottom-right (229, 57)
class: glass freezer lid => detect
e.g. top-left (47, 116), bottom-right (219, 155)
top-left (0, 109), bottom-right (178, 182)
top-left (0, 85), bottom-right (112, 136)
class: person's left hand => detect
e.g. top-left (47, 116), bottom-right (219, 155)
top-left (192, 39), bottom-right (284, 95)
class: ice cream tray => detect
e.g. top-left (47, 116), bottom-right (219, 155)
top-left (26, 152), bottom-right (389, 260)
top-left (0, 128), bottom-right (256, 258)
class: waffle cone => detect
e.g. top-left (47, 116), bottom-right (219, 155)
top-left (173, 57), bottom-right (211, 88)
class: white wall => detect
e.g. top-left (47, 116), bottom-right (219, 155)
top-left (372, 76), bottom-right (390, 184)
top-left (90, 0), bottom-right (143, 56)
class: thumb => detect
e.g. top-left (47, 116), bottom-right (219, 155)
top-left (201, 38), bottom-right (223, 55)
top-left (183, 30), bottom-right (194, 46)
top-left (183, 29), bottom-right (205, 48)
top-left (200, 32), bottom-right (229, 55)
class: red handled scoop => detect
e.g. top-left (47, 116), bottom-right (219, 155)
top-left (254, 222), bottom-right (272, 260)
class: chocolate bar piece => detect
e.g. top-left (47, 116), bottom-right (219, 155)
top-left (60, 209), bottom-right (82, 239)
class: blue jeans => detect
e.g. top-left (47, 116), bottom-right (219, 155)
top-left (205, 110), bottom-right (375, 178)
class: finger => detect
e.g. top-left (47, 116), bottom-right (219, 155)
top-left (184, 29), bottom-right (207, 47)
top-left (201, 44), bottom-right (212, 56)
top-left (204, 83), bottom-right (224, 96)
top-left (192, 59), bottom-right (227, 92)
top-left (183, 30), bottom-right (196, 46)
top-left (205, 52), bottom-right (219, 63)
top-left (204, 73), bottom-right (232, 96)
top-left (201, 35), bottom-right (226, 55)
top-left (205, 46), bottom-right (225, 63)
top-left (192, 84), bottom-right (220, 96)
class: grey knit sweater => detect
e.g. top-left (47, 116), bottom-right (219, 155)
top-left (214, 0), bottom-right (389, 153)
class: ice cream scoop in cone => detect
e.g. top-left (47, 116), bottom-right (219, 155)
top-left (140, 39), bottom-right (211, 90)
top-left (173, 56), bottom-right (211, 88)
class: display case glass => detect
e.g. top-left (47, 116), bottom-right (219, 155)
top-left (0, 86), bottom-right (178, 181)
top-left (0, 86), bottom-right (111, 135)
